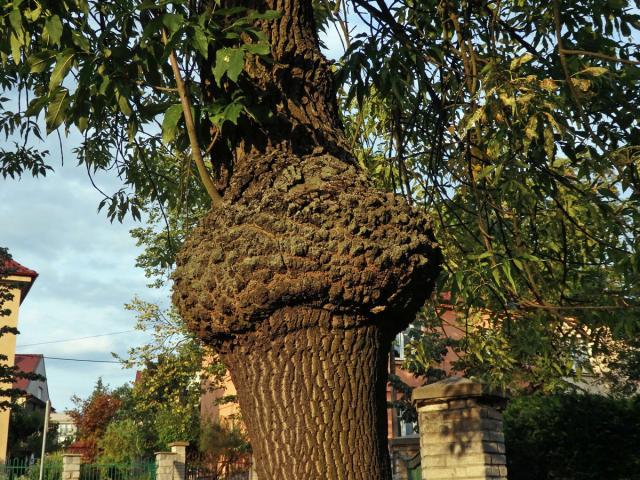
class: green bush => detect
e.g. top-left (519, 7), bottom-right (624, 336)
top-left (98, 419), bottom-right (147, 463)
top-left (504, 393), bottom-right (640, 480)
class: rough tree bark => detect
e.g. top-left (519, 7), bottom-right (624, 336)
top-left (173, 1), bottom-right (442, 478)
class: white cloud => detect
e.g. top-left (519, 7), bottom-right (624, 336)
top-left (2, 133), bottom-right (167, 410)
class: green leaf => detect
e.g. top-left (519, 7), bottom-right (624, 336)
top-left (45, 88), bottom-right (71, 133)
top-left (579, 66), bottom-right (609, 77)
top-left (116, 89), bottom-right (133, 117)
top-left (524, 115), bottom-right (539, 141)
top-left (162, 104), bottom-right (183, 144)
top-left (246, 9), bottom-right (281, 21)
top-left (510, 53), bottom-right (534, 71)
top-left (27, 51), bottom-right (55, 73)
top-left (9, 33), bottom-right (21, 65)
top-left (544, 126), bottom-right (555, 159)
top-left (24, 96), bottom-right (48, 117)
top-left (213, 48), bottom-right (245, 84)
top-left (24, 4), bottom-right (42, 21)
top-left (162, 13), bottom-right (184, 34)
top-left (223, 102), bottom-right (244, 125)
top-left (192, 27), bottom-right (209, 58)
top-left (210, 100), bottom-right (245, 127)
top-left (71, 31), bottom-right (90, 52)
top-left (9, 9), bottom-right (23, 35)
top-left (98, 75), bottom-right (111, 95)
top-left (44, 15), bottom-right (63, 46)
top-left (49, 50), bottom-right (75, 91)
top-left (76, 115), bottom-right (89, 133)
top-left (243, 43), bottom-right (270, 56)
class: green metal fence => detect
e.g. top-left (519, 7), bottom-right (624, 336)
top-left (0, 458), bottom-right (62, 480)
top-left (79, 463), bottom-right (155, 480)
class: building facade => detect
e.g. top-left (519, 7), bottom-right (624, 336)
top-left (0, 258), bottom-right (38, 462)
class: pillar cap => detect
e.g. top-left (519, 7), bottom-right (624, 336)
top-left (155, 452), bottom-right (177, 456)
top-left (62, 454), bottom-right (82, 457)
top-left (168, 441), bottom-right (189, 447)
top-left (412, 376), bottom-right (508, 405)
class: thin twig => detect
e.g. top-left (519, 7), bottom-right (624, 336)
top-left (560, 48), bottom-right (640, 65)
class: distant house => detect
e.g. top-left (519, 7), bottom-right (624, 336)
top-left (0, 257), bottom-right (38, 462)
top-left (13, 354), bottom-right (50, 411)
top-left (50, 413), bottom-right (77, 445)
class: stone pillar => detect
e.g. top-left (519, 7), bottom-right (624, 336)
top-left (155, 452), bottom-right (177, 480)
top-left (168, 442), bottom-right (188, 480)
top-left (62, 454), bottom-right (82, 480)
top-left (413, 377), bottom-right (509, 480)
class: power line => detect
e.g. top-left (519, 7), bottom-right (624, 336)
top-left (16, 330), bottom-right (136, 348)
top-left (43, 356), bottom-right (121, 364)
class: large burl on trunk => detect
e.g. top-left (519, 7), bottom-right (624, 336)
top-left (172, 1), bottom-right (442, 478)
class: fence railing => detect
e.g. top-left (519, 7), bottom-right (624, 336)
top-left (79, 463), bottom-right (155, 480)
top-left (186, 459), bottom-right (251, 480)
top-left (0, 458), bottom-right (62, 480)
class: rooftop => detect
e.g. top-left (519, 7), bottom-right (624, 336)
top-left (13, 353), bottom-right (43, 391)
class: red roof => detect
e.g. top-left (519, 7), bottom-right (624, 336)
top-left (2, 259), bottom-right (38, 278)
top-left (13, 354), bottom-right (43, 390)
top-left (1, 258), bottom-right (38, 302)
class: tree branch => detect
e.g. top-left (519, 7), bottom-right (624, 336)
top-left (560, 48), bottom-right (640, 66)
top-left (162, 31), bottom-right (223, 207)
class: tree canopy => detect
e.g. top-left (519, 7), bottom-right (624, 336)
top-left (2, 0), bottom-right (640, 390)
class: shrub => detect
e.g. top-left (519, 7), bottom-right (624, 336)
top-left (504, 393), bottom-right (640, 480)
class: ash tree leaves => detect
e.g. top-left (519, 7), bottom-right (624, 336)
top-left (45, 88), bottom-right (71, 132)
top-left (2, 0), bottom-right (639, 395)
top-left (340, 0), bottom-right (640, 391)
top-left (213, 47), bottom-right (245, 84)
top-left (27, 50), bottom-right (56, 74)
top-left (0, 0), bottom-right (276, 220)
top-left (161, 104), bottom-right (183, 144)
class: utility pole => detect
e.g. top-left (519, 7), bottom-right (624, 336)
top-left (38, 399), bottom-right (51, 480)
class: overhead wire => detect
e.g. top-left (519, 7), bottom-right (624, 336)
top-left (16, 329), bottom-right (137, 348)
top-left (43, 356), bottom-right (121, 364)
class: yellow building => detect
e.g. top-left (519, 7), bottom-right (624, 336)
top-left (0, 258), bottom-right (38, 462)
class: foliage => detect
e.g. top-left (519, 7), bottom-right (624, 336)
top-left (602, 336), bottom-right (640, 396)
top-left (98, 419), bottom-right (146, 463)
top-left (198, 420), bottom-right (250, 468)
top-left (101, 298), bottom-right (225, 454)
top-left (129, 204), bottom-right (205, 289)
top-left (71, 299), bottom-right (228, 460)
top-left (117, 298), bottom-right (224, 447)
top-left (7, 403), bottom-right (58, 458)
top-left (336, 0), bottom-right (640, 390)
top-left (402, 306), bottom-right (457, 382)
top-left (0, 0), bottom-right (277, 217)
top-left (68, 379), bottom-right (123, 461)
top-left (504, 393), bottom-right (640, 480)
top-left (2, 0), bottom-right (640, 392)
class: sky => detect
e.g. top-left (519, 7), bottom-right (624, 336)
top-left (0, 23), bottom-right (350, 412)
top-left (1, 127), bottom-right (168, 410)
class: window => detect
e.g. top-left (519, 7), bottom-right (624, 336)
top-left (399, 417), bottom-right (418, 437)
top-left (36, 386), bottom-right (43, 400)
top-left (393, 330), bottom-right (411, 360)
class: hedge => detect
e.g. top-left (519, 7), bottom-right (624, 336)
top-left (503, 393), bottom-right (640, 480)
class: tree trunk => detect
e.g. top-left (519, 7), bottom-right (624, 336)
top-left (173, 1), bottom-right (442, 478)
top-left (224, 307), bottom-right (392, 479)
